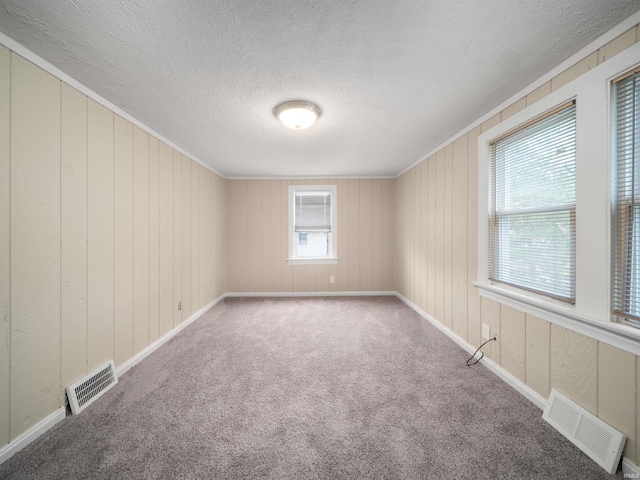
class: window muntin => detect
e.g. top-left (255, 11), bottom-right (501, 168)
top-left (612, 68), bottom-right (640, 325)
top-left (288, 185), bottom-right (337, 263)
top-left (489, 101), bottom-right (576, 302)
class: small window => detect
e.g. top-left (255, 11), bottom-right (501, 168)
top-left (612, 67), bottom-right (640, 325)
top-left (288, 185), bottom-right (338, 264)
top-left (489, 101), bottom-right (576, 303)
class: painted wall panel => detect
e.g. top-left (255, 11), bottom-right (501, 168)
top-left (114, 115), bottom-right (134, 367)
top-left (435, 150), bottom-right (445, 323)
top-left (87, 99), bottom-right (114, 371)
top-left (359, 179), bottom-right (373, 291)
top-left (381, 179), bottom-right (395, 292)
top-left (550, 325), bottom-right (597, 414)
top-left (61, 83), bottom-right (88, 389)
top-left (525, 314), bottom-right (550, 398)
top-left (173, 150), bottom-right (182, 325)
top-left (0, 45), bottom-right (10, 446)
top-left (216, 174), bottom-right (227, 298)
top-left (499, 305), bottom-right (525, 382)
top-left (597, 343), bottom-right (636, 461)
top-left (452, 135), bottom-right (467, 341)
top-left (247, 181), bottom-right (262, 292)
top-left (419, 166), bottom-right (429, 311)
top-left (427, 157), bottom-right (436, 317)
top-left (281, 180), bottom-right (293, 292)
top-left (10, 54), bottom-right (61, 436)
top-left (269, 181), bottom-right (282, 291)
top-left (192, 163), bottom-right (201, 305)
top-left (199, 166), bottom-right (207, 301)
top-left (148, 136), bottom-right (160, 342)
top-left (181, 156), bottom-right (192, 319)
top-left (526, 82), bottom-right (551, 107)
top-left (597, 27), bottom-right (636, 64)
top-left (337, 179), bottom-right (349, 292)
top-left (348, 180), bottom-right (361, 291)
top-left (466, 128), bottom-right (481, 348)
top-left (158, 142), bottom-right (174, 336)
top-left (133, 126), bottom-right (150, 354)
top-left (444, 145), bottom-right (453, 329)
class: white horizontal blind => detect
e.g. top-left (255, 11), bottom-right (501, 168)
top-left (612, 69), bottom-right (640, 324)
top-left (294, 192), bottom-right (332, 232)
top-left (489, 101), bottom-right (576, 302)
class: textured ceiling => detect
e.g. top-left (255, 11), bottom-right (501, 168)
top-left (0, 1), bottom-right (638, 177)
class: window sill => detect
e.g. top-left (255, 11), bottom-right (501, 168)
top-left (286, 257), bottom-right (339, 265)
top-left (473, 281), bottom-right (640, 356)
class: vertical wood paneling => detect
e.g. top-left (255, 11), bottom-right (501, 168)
top-left (132, 126), bottom-right (149, 354)
top-left (597, 28), bottom-right (636, 64)
top-left (247, 181), bottom-right (262, 292)
top-left (191, 162), bottom-right (200, 304)
top-left (419, 165), bottom-right (429, 310)
top-left (360, 179), bottom-right (373, 291)
top-left (426, 158), bottom-right (436, 316)
top-left (237, 180), bottom-right (248, 292)
top-left (181, 156), bottom-right (192, 319)
top-left (526, 82), bottom-right (551, 107)
top-left (0, 45), bottom-right (10, 446)
top-left (210, 171), bottom-right (216, 300)
top-left (525, 314), bottom-right (550, 398)
top-left (199, 166), bottom-right (207, 301)
top-left (381, 179), bottom-right (395, 292)
top-left (500, 305), bottom-right (525, 382)
top-left (467, 127), bottom-right (481, 347)
top-left (216, 174), bottom-right (226, 297)
top-left (480, 297), bottom-right (500, 362)
top-left (87, 99), bottom-right (114, 370)
top-left (60, 84), bottom-right (88, 389)
top-left (148, 137), bottom-right (160, 342)
top-left (444, 145), bottom-right (453, 330)
top-left (337, 179), bottom-right (349, 291)
top-left (597, 343), bottom-right (636, 461)
top-left (371, 179), bottom-right (383, 291)
top-left (348, 180), bottom-right (360, 291)
top-left (206, 171), bottom-right (212, 302)
top-left (435, 150), bottom-right (445, 323)
top-left (11, 55), bottom-right (61, 436)
top-left (269, 180), bottom-right (282, 292)
top-left (551, 52), bottom-right (597, 91)
top-left (158, 142), bottom-right (173, 336)
top-left (550, 325), bottom-right (597, 414)
top-left (452, 135), bottom-right (467, 340)
top-left (410, 168), bottom-right (418, 302)
top-left (281, 181), bottom-right (293, 292)
top-left (114, 116), bottom-right (134, 367)
top-left (261, 181), bottom-right (271, 291)
top-left (172, 150), bottom-right (182, 325)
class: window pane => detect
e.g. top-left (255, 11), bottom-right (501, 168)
top-left (490, 102), bottom-right (576, 301)
top-left (612, 71), bottom-right (640, 324)
top-left (296, 232), bottom-right (329, 257)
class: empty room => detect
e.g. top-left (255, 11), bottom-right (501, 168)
top-left (1, 1), bottom-right (640, 478)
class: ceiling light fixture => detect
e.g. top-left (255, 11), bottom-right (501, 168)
top-left (273, 100), bottom-right (322, 130)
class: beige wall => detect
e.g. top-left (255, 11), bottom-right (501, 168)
top-left (0, 48), bottom-right (227, 445)
top-left (226, 179), bottom-right (395, 293)
top-left (395, 25), bottom-right (640, 464)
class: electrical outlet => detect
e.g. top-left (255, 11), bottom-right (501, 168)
top-left (482, 323), bottom-right (490, 340)
top-left (329, 276), bottom-right (335, 284)
top-left (178, 302), bottom-right (182, 311)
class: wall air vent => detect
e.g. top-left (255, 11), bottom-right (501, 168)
top-left (543, 389), bottom-right (626, 474)
top-left (66, 360), bottom-right (118, 415)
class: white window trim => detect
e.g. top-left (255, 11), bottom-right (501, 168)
top-left (476, 42), bottom-right (640, 356)
top-left (287, 184), bottom-right (338, 265)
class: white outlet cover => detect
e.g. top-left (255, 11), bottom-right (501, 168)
top-left (482, 324), bottom-right (490, 340)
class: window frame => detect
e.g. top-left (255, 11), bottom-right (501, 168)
top-left (287, 184), bottom-right (338, 265)
top-left (476, 42), bottom-right (640, 355)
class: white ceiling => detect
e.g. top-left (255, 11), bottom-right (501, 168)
top-left (0, 1), bottom-right (638, 178)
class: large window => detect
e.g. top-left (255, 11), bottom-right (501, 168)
top-left (612, 68), bottom-right (640, 325)
top-left (489, 101), bottom-right (576, 303)
top-left (287, 185), bottom-right (338, 264)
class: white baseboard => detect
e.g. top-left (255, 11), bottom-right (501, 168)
top-left (395, 293), bottom-right (549, 410)
top-left (223, 291), bottom-right (396, 298)
top-left (117, 294), bottom-right (225, 376)
top-left (624, 458), bottom-right (640, 476)
top-left (0, 407), bottom-right (65, 465)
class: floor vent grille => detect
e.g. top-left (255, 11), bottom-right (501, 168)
top-left (543, 389), bottom-right (626, 474)
top-left (66, 361), bottom-right (118, 415)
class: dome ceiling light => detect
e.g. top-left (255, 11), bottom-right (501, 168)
top-left (273, 100), bottom-right (322, 130)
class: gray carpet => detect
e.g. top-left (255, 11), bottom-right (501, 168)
top-left (0, 296), bottom-right (623, 479)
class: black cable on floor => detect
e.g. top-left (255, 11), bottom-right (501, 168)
top-left (466, 337), bottom-right (496, 367)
